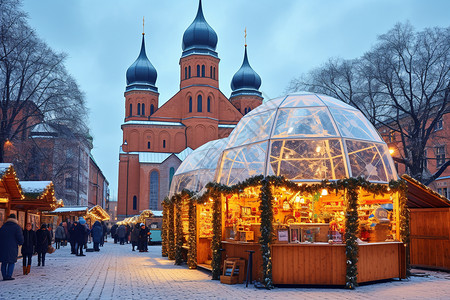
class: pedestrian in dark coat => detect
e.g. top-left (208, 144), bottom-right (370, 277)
top-left (111, 224), bottom-right (118, 243)
top-left (126, 224), bottom-right (131, 244)
top-left (100, 221), bottom-right (107, 247)
top-left (55, 223), bottom-right (65, 249)
top-left (74, 217), bottom-right (88, 256)
top-left (21, 223), bottom-right (36, 275)
top-left (36, 224), bottom-right (51, 267)
top-left (69, 221), bottom-right (78, 254)
top-left (138, 223), bottom-right (150, 252)
top-left (117, 225), bottom-right (126, 245)
top-left (131, 223), bottom-right (140, 251)
top-left (90, 221), bottom-right (103, 251)
top-left (0, 214), bottom-right (24, 280)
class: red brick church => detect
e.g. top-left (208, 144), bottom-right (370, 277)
top-left (117, 0), bottom-right (263, 218)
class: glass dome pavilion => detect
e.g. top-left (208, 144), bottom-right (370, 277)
top-left (169, 138), bottom-right (229, 197)
top-left (215, 92), bottom-right (398, 186)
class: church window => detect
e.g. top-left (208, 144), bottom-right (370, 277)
top-left (147, 141), bottom-right (150, 149)
top-left (197, 65), bottom-right (200, 77)
top-left (188, 66), bottom-right (191, 78)
top-left (150, 104), bottom-right (154, 115)
top-left (210, 66), bottom-right (212, 78)
top-left (207, 97), bottom-right (211, 112)
top-left (197, 95), bottom-right (202, 112)
top-left (244, 108), bottom-right (247, 114)
top-left (129, 103), bottom-right (132, 117)
top-left (149, 171), bottom-right (159, 210)
top-left (213, 67), bottom-right (216, 79)
top-left (142, 103), bottom-right (145, 116)
top-left (133, 196), bottom-right (137, 210)
top-left (189, 97), bottom-right (192, 113)
top-left (137, 103), bottom-right (141, 115)
top-left (163, 140), bottom-right (166, 148)
top-left (202, 65), bottom-right (205, 77)
top-left (169, 167), bottom-right (175, 189)
top-left (185, 67), bottom-right (187, 79)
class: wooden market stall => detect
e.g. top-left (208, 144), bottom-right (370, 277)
top-left (0, 163), bottom-right (24, 227)
top-left (403, 175), bottom-right (450, 271)
top-left (13, 181), bottom-right (62, 230)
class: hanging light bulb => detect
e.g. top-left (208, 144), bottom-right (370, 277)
top-left (295, 196), bottom-right (300, 203)
top-left (321, 189), bottom-right (328, 196)
top-left (300, 197), bottom-right (305, 204)
top-left (316, 146), bottom-right (322, 153)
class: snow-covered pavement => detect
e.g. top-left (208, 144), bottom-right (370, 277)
top-left (0, 240), bottom-right (449, 299)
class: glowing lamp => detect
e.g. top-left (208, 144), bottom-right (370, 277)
top-left (321, 189), bottom-right (328, 196)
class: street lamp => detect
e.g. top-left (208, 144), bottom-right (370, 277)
top-left (389, 148), bottom-right (395, 155)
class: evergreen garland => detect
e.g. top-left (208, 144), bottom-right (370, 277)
top-left (211, 189), bottom-right (222, 280)
top-left (161, 197), bottom-right (169, 257)
top-left (397, 181), bottom-right (411, 276)
top-left (187, 198), bottom-right (197, 269)
top-left (259, 177), bottom-right (274, 289)
top-left (175, 195), bottom-right (184, 265)
top-left (168, 200), bottom-right (175, 260)
top-left (344, 179), bottom-right (359, 289)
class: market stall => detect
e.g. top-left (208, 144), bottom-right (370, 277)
top-left (167, 138), bottom-right (229, 267)
top-left (0, 164), bottom-right (24, 227)
top-left (13, 181), bottom-right (62, 230)
top-left (166, 93), bottom-right (408, 288)
top-left (43, 206), bottom-right (88, 225)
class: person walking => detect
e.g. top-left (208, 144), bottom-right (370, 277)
top-left (0, 214), bottom-right (24, 280)
top-left (138, 223), bottom-right (150, 252)
top-left (100, 221), bottom-right (107, 247)
top-left (90, 221), bottom-right (103, 252)
top-left (54, 223), bottom-right (65, 249)
top-left (117, 224), bottom-right (126, 245)
top-left (131, 223), bottom-right (140, 251)
top-left (62, 221), bottom-right (69, 246)
top-left (69, 221), bottom-right (78, 254)
top-left (111, 224), bottom-right (118, 243)
top-left (36, 224), bottom-right (51, 267)
top-left (75, 218), bottom-right (88, 256)
top-left (21, 223), bottom-right (36, 275)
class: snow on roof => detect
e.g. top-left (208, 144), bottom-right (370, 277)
top-left (151, 210), bottom-right (163, 217)
top-left (20, 181), bottom-right (52, 194)
top-left (0, 163), bottom-right (12, 176)
top-left (31, 123), bottom-right (58, 134)
top-left (122, 120), bottom-right (184, 127)
top-left (218, 124), bottom-right (236, 128)
top-left (51, 206), bottom-right (88, 213)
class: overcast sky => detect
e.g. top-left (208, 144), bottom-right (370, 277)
top-left (22, 0), bottom-right (450, 200)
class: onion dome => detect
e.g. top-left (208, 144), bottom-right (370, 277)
top-left (126, 34), bottom-right (158, 92)
top-left (182, 0), bottom-right (218, 58)
top-left (230, 46), bottom-right (262, 98)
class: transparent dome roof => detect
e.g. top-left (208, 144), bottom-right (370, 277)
top-left (169, 138), bottom-right (229, 197)
top-left (215, 92), bottom-right (397, 185)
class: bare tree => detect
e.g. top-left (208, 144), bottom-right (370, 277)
top-left (287, 22), bottom-right (450, 185)
top-left (0, 0), bottom-right (88, 163)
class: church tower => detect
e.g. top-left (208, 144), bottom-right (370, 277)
top-left (229, 43), bottom-right (263, 115)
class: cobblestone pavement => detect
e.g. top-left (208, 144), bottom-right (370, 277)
top-left (0, 240), bottom-right (449, 300)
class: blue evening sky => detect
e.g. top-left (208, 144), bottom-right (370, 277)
top-left (22, 0), bottom-right (450, 200)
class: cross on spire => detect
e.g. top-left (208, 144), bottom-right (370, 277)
top-left (244, 27), bottom-right (247, 47)
top-left (143, 16), bottom-right (145, 35)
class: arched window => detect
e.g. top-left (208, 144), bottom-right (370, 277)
top-left (207, 97), bottom-right (211, 112)
top-left (197, 65), bottom-right (200, 77)
top-left (163, 140), bottom-right (166, 148)
top-left (210, 66), bottom-right (213, 78)
top-left (188, 66), bottom-right (191, 78)
top-left (244, 108), bottom-right (248, 114)
top-left (197, 95), bottom-right (202, 112)
top-left (169, 167), bottom-right (175, 189)
top-left (189, 97), bottom-right (192, 113)
top-left (147, 141), bottom-right (150, 149)
top-left (150, 104), bottom-right (154, 115)
top-left (149, 171), bottom-right (159, 210)
top-left (213, 67), bottom-right (216, 79)
top-left (201, 65), bottom-right (205, 77)
top-left (248, 107), bottom-right (251, 113)
top-left (133, 195), bottom-right (137, 210)
top-left (185, 67), bottom-right (187, 79)
top-left (137, 103), bottom-right (141, 115)
top-left (142, 103), bottom-right (145, 116)
top-left (129, 103), bottom-right (132, 117)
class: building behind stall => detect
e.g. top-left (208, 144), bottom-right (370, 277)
top-left (88, 155), bottom-right (110, 209)
top-left (117, 0), bottom-right (263, 218)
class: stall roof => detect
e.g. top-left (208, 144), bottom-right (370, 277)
top-left (12, 181), bottom-right (61, 211)
top-left (152, 210), bottom-right (163, 217)
top-left (20, 181), bottom-right (52, 196)
top-left (87, 205), bottom-right (110, 221)
top-left (45, 206), bottom-right (88, 214)
top-left (0, 163), bottom-right (23, 201)
top-left (402, 175), bottom-right (450, 208)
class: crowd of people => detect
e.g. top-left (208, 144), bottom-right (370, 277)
top-left (0, 214), bottom-right (152, 281)
top-left (110, 223), bottom-right (151, 252)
